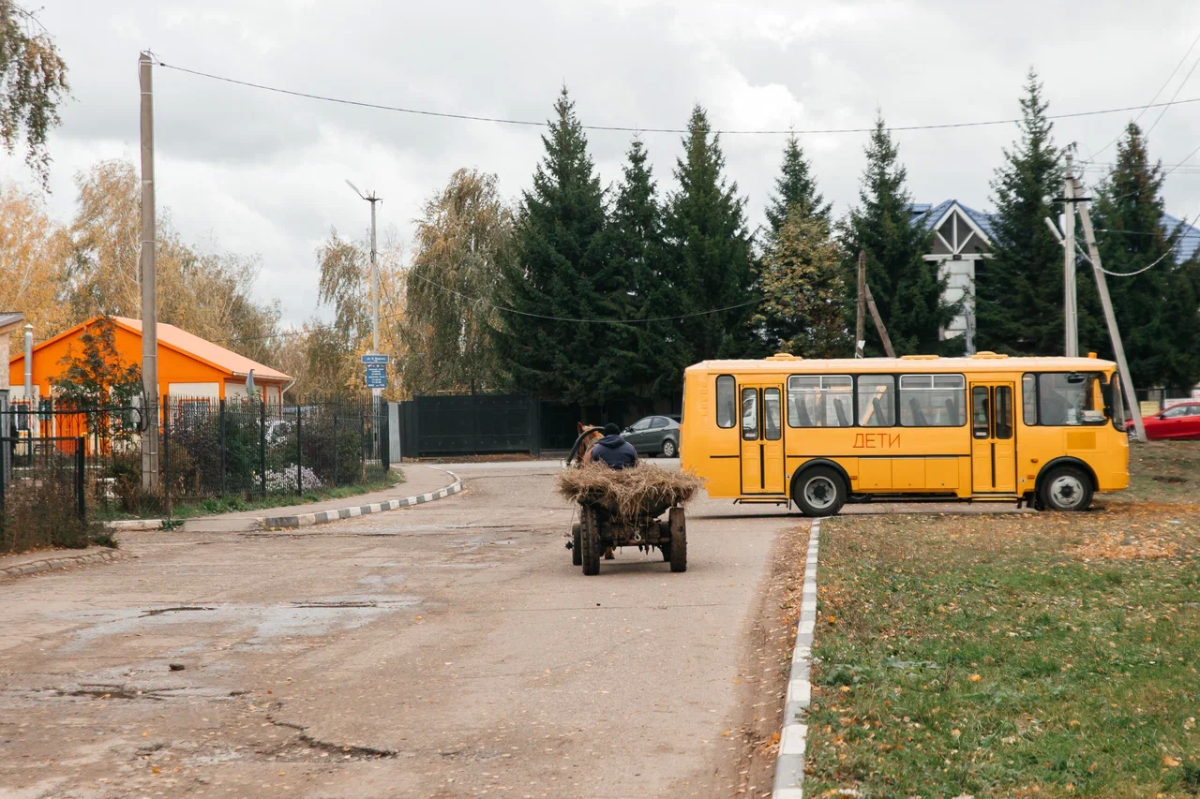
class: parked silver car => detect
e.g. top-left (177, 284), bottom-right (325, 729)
top-left (622, 415), bottom-right (682, 458)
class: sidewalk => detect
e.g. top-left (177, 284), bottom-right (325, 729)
top-left (107, 464), bottom-right (461, 534)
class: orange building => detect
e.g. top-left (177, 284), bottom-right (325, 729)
top-left (8, 316), bottom-right (292, 411)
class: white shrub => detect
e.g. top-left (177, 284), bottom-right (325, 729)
top-left (265, 465), bottom-right (323, 493)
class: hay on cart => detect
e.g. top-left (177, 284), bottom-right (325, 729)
top-left (556, 462), bottom-right (705, 519)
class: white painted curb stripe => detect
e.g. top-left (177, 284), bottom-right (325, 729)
top-left (260, 469), bottom-right (462, 529)
top-left (773, 516), bottom-right (822, 799)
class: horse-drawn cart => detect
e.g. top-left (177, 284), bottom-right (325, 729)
top-left (560, 426), bottom-right (697, 576)
top-left (570, 494), bottom-right (687, 575)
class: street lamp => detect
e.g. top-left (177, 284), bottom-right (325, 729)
top-left (346, 179), bottom-right (382, 358)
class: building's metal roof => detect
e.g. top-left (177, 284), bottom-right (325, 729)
top-left (1163, 212), bottom-right (1200, 264)
top-left (910, 200), bottom-right (996, 242)
top-left (11, 315), bottom-right (291, 382)
top-left (913, 202), bottom-right (1200, 264)
top-left (114, 317), bottom-right (291, 381)
top-left (0, 312), bottom-right (25, 333)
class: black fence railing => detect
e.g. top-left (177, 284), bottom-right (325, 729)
top-left (1, 435), bottom-right (88, 553)
top-left (0, 396), bottom-right (390, 518)
top-left (398, 393), bottom-right (682, 458)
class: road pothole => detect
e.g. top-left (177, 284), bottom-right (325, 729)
top-left (141, 606), bottom-right (215, 617)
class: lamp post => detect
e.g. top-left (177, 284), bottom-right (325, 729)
top-left (346, 180), bottom-right (382, 364)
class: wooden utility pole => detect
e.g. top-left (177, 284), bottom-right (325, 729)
top-left (1074, 177), bottom-right (1146, 443)
top-left (863, 283), bottom-right (895, 358)
top-left (139, 51), bottom-right (159, 489)
top-left (855, 251), bottom-right (866, 357)
top-left (1063, 152), bottom-right (1078, 357)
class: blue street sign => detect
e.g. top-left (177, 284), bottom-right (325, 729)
top-left (364, 366), bottom-right (388, 389)
top-left (361, 354), bottom-right (390, 366)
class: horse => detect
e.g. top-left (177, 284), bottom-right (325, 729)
top-left (572, 421), bottom-right (604, 466)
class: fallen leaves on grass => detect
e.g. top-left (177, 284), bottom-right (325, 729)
top-left (1070, 530), bottom-right (1180, 561)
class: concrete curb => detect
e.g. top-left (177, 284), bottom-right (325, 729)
top-left (101, 469), bottom-right (464, 533)
top-left (773, 517), bottom-right (822, 799)
top-left (0, 547), bottom-right (123, 581)
top-left (105, 519), bottom-right (164, 532)
top-left (260, 469), bottom-right (463, 530)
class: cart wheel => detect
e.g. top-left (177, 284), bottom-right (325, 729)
top-left (571, 522), bottom-right (582, 567)
top-left (581, 506), bottom-right (601, 576)
top-left (658, 519), bottom-right (671, 561)
top-left (668, 507), bottom-right (687, 573)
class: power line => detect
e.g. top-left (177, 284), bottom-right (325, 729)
top-left (1164, 140), bottom-right (1200, 178)
top-left (154, 57), bottom-right (1200, 136)
top-left (1087, 29), bottom-right (1200, 161)
top-left (404, 270), bottom-right (759, 324)
top-left (1148, 51), bottom-right (1200, 136)
top-left (1078, 239), bottom-right (1178, 277)
top-left (200, 276), bottom-right (762, 346)
top-left (1086, 139), bottom-right (1200, 204)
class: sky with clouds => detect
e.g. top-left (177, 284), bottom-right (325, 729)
top-left (8, 0), bottom-right (1200, 326)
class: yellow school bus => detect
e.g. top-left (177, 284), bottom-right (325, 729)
top-left (680, 352), bottom-right (1129, 515)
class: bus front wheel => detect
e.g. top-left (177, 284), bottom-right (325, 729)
top-left (1038, 466), bottom-right (1093, 512)
top-left (793, 466), bottom-right (847, 517)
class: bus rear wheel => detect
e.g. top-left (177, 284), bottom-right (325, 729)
top-left (794, 466), bottom-right (846, 517)
top-left (1039, 466), bottom-right (1093, 512)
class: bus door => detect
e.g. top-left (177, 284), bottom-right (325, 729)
top-left (740, 384), bottom-right (785, 493)
top-left (970, 382), bottom-right (1016, 493)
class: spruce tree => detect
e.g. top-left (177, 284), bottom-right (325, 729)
top-left (496, 87), bottom-right (632, 405)
top-left (662, 105), bottom-right (755, 365)
top-left (841, 115), bottom-right (954, 356)
top-left (608, 138), bottom-right (685, 397)
top-left (976, 70), bottom-right (1084, 355)
top-left (754, 208), bottom-right (851, 357)
top-left (764, 133), bottom-right (830, 237)
top-left (1092, 123), bottom-right (1200, 389)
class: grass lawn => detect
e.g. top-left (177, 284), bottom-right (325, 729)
top-left (95, 468), bottom-right (405, 521)
top-left (1119, 441), bottom-right (1200, 505)
top-left (804, 443), bottom-right (1200, 798)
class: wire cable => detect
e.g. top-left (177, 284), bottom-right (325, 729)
top-left (1148, 51), bottom-right (1200, 136)
top-left (153, 57), bottom-right (1200, 136)
top-left (1080, 241), bottom-right (1176, 277)
top-left (404, 270), bottom-right (758, 324)
top-left (198, 272), bottom-right (762, 346)
top-left (1086, 29), bottom-right (1200, 161)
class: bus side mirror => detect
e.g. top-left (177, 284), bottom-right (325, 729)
top-left (1099, 382), bottom-right (1113, 418)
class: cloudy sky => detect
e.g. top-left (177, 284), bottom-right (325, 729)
top-left (8, 0), bottom-right (1200, 325)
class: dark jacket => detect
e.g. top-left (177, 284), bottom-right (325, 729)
top-left (590, 434), bottom-right (638, 470)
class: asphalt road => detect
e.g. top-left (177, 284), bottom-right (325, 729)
top-left (0, 460), bottom-right (806, 799)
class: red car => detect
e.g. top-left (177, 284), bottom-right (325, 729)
top-left (1126, 402), bottom-right (1200, 440)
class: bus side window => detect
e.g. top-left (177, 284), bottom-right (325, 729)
top-left (716, 375), bottom-right (735, 428)
top-left (857, 376), bottom-right (895, 427)
top-left (787, 375), bottom-right (852, 428)
top-left (995, 385), bottom-right (1013, 439)
top-left (972, 386), bottom-right (990, 439)
top-left (741, 387), bottom-right (758, 441)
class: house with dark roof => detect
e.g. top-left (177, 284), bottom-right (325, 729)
top-left (910, 202), bottom-right (1200, 354)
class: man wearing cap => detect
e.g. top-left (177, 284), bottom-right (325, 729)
top-left (583, 422), bottom-right (639, 470)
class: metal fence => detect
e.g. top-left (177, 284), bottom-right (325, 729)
top-left (397, 393), bottom-right (682, 458)
top-left (0, 396), bottom-right (390, 517)
top-left (0, 435), bottom-right (87, 553)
